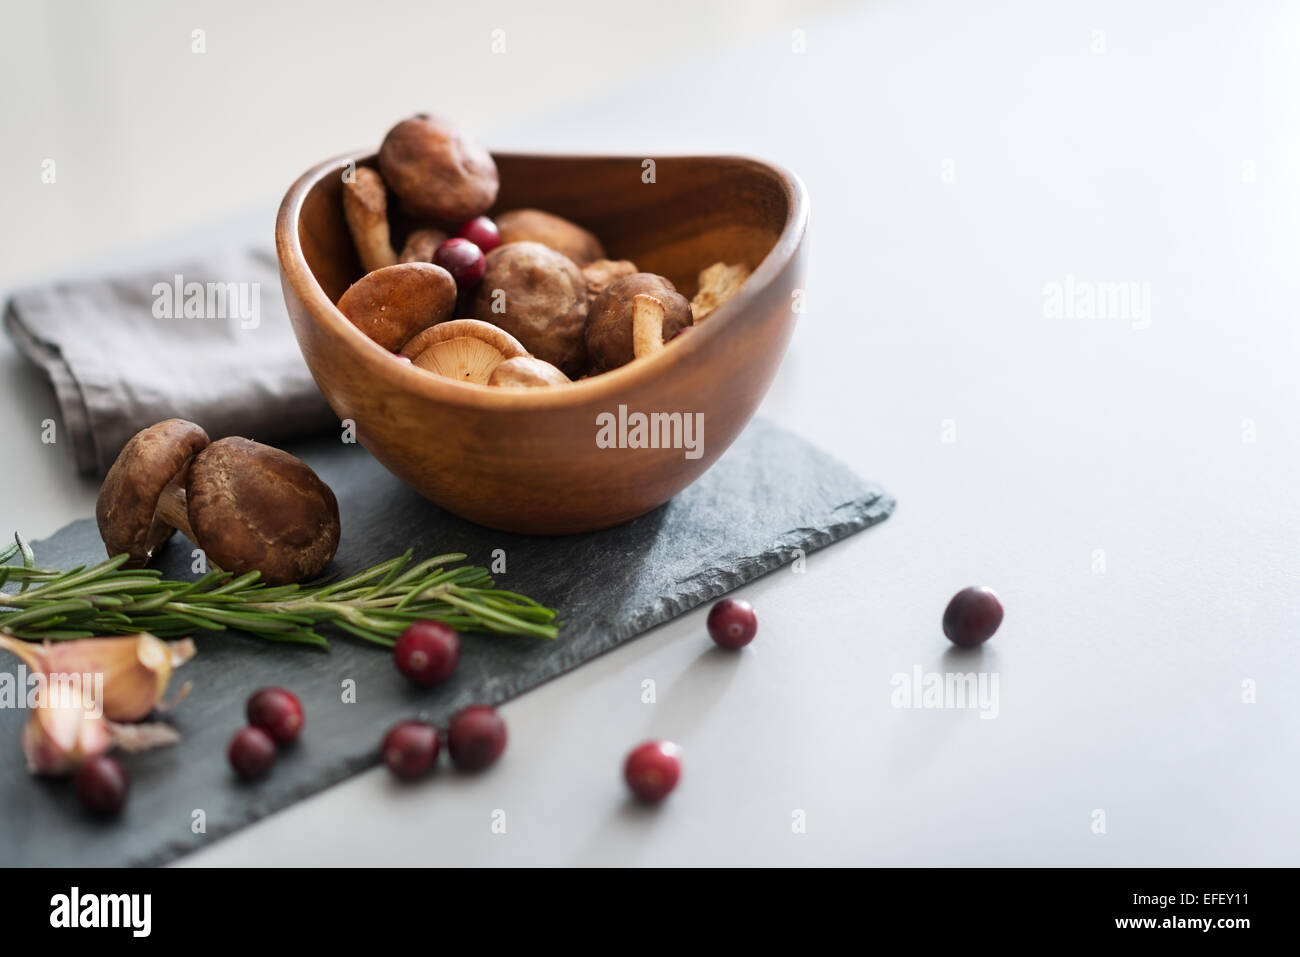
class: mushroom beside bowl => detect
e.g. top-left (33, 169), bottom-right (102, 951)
top-left (275, 151), bottom-right (808, 535)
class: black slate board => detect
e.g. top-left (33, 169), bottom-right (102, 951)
top-left (0, 418), bottom-right (893, 866)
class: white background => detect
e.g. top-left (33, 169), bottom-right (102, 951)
top-left (1, 0), bottom-right (1298, 865)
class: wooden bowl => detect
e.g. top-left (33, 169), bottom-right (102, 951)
top-left (276, 151), bottom-right (808, 534)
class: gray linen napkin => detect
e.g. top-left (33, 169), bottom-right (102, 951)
top-left (3, 246), bottom-right (337, 475)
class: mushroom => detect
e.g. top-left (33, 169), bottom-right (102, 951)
top-left (184, 438), bottom-right (340, 586)
top-left (377, 114), bottom-right (499, 222)
top-left (336, 262), bottom-right (457, 352)
top-left (341, 167), bottom-right (397, 274)
top-left (584, 273), bottom-right (692, 373)
top-left (95, 426), bottom-right (340, 585)
top-left (398, 227), bottom-right (449, 264)
top-left (691, 261), bottom-right (752, 321)
top-left (581, 258), bottom-right (638, 305)
top-left (495, 209), bottom-right (606, 266)
top-left (400, 319), bottom-right (528, 385)
top-left (488, 355), bottom-right (571, 388)
top-left (95, 418), bottom-right (211, 567)
top-left (472, 242), bottom-right (588, 375)
top-left (631, 294), bottom-right (668, 360)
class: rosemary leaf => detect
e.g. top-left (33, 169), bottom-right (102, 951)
top-left (0, 542), bottom-right (559, 647)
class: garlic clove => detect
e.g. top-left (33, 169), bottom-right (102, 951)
top-left (106, 635), bottom-right (194, 723)
top-left (22, 704), bottom-right (182, 776)
top-left (22, 704), bottom-right (112, 775)
top-left (0, 633), bottom-right (196, 723)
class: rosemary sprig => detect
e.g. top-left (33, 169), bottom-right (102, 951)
top-left (0, 544), bottom-right (559, 647)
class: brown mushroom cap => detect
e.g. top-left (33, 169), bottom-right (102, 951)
top-left (496, 209), bottom-right (606, 266)
top-left (487, 355), bottom-right (571, 388)
top-left (400, 319), bottom-right (528, 385)
top-left (378, 114), bottom-right (499, 222)
top-left (337, 262), bottom-right (457, 352)
top-left (95, 419), bottom-right (211, 566)
top-left (585, 273), bottom-right (693, 373)
top-left (472, 242), bottom-right (588, 376)
top-left (186, 438), bottom-right (340, 586)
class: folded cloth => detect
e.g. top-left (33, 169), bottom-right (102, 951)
top-left (4, 245), bottom-right (337, 476)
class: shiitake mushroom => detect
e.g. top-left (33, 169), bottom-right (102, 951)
top-left (336, 262), bottom-right (457, 352)
top-left (95, 418), bottom-right (211, 567)
top-left (488, 356), bottom-right (570, 388)
top-left (185, 438), bottom-right (340, 586)
top-left (472, 242), bottom-right (588, 376)
top-left (378, 114), bottom-right (499, 223)
top-left (356, 115), bottom-right (724, 384)
top-left (584, 273), bottom-right (692, 374)
top-left (496, 209), bottom-right (605, 266)
top-left (400, 319), bottom-right (528, 385)
top-left (97, 423), bottom-right (340, 585)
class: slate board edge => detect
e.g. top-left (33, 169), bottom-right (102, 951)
top-left (112, 485), bottom-right (895, 867)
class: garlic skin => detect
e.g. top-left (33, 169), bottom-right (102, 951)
top-left (0, 634), bottom-right (195, 722)
top-left (22, 705), bottom-right (112, 775)
top-left (21, 704), bottom-right (181, 776)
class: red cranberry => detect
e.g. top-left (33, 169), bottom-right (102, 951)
top-left (707, 598), bottom-right (757, 649)
top-left (382, 720), bottom-right (440, 780)
top-left (394, 620), bottom-right (461, 686)
top-left (228, 726), bottom-right (277, 780)
top-left (456, 216), bottom-right (500, 253)
top-left (246, 687), bottom-right (304, 744)
top-left (447, 705), bottom-right (507, 771)
top-left (75, 755), bottom-right (129, 817)
top-left (433, 238), bottom-right (486, 290)
top-left (624, 740), bottom-right (681, 803)
top-left (942, 586), bottom-right (1004, 647)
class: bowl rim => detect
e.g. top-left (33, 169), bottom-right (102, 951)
top-left (275, 148), bottom-right (808, 411)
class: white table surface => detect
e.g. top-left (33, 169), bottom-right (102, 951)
top-left (2, 0), bottom-right (1298, 866)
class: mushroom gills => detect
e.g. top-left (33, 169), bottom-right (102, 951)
top-left (400, 318), bottom-right (528, 385)
top-left (413, 335), bottom-right (512, 384)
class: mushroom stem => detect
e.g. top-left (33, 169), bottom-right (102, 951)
top-left (154, 476), bottom-right (197, 544)
top-left (631, 294), bottom-right (667, 360)
top-left (342, 167), bottom-right (398, 274)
